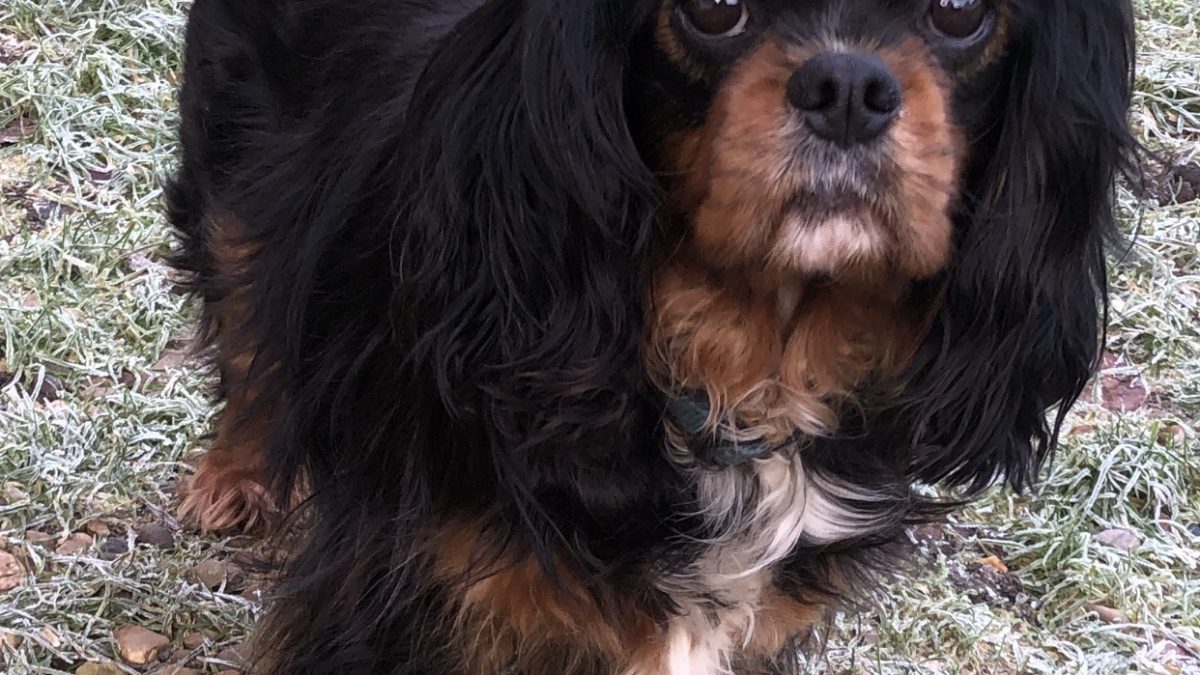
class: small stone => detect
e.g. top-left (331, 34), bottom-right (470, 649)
top-left (230, 551), bottom-right (261, 569)
top-left (214, 644), bottom-right (247, 668)
top-left (76, 663), bottom-right (124, 675)
top-left (1099, 370), bottom-right (1148, 413)
top-left (99, 537), bottom-right (129, 559)
top-left (1086, 604), bottom-right (1129, 624)
top-left (24, 529), bottom-right (56, 547)
top-left (55, 532), bottom-right (93, 556)
top-left (240, 581), bottom-right (268, 604)
top-left (0, 114), bottom-right (36, 145)
top-left (135, 522), bottom-right (176, 549)
top-left (1093, 528), bottom-right (1143, 552)
top-left (1156, 423), bottom-right (1189, 447)
top-left (83, 520), bottom-right (111, 536)
top-left (1149, 639), bottom-right (1189, 671)
top-left (910, 523), bottom-right (945, 544)
top-left (189, 560), bottom-right (228, 589)
top-left (0, 550), bottom-right (25, 592)
top-left (182, 629), bottom-right (216, 650)
top-left (127, 252), bottom-right (166, 275)
top-left (88, 167), bottom-right (116, 184)
top-left (113, 625), bottom-right (171, 666)
top-left (188, 560), bottom-right (244, 591)
top-left (152, 348), bottom-right (191, 371)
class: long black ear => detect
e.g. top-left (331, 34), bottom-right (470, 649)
top-left (903, 0), bottom-right (1138, 493)
top-left (381, 0), bottom-right (664, 521)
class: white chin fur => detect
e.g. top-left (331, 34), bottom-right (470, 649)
top-left (772, 212), bottom-right (888, 274)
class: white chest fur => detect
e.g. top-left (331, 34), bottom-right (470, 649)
top-left (636, 453), bottom-right (877, 675)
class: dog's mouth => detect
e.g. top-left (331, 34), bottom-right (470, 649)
top-left (764, 186), bottom-right (895, 277)
top-left (785, 186), bottom-right (871, 216)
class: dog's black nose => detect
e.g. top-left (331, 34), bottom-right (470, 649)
top-left (787, 53), bottom-right (902, 147)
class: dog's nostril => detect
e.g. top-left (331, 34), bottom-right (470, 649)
top-left (814, 79), bottom-right (839, 111)
top-left (864, 78), bottom-right (901, 115)
top-left (791, 76), bottom-right (838, 112)
top-left (787, 52), bottom-right (902, 147)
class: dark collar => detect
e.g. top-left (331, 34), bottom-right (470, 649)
top-left (665, 390), bottom-right (777, 466)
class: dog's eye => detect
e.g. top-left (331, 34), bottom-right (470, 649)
top-left (679, 0), bottom-right (749, 38)
top-left (928, 0), bottom-right (988, 40)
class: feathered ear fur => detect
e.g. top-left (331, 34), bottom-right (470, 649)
top-left (902, 0), bottom-right (1138, 493)
top-left (397, 0), bottom-right (657, 438)
top-left (388, 0), bottom-right (671, 532)
top-left (244, 1), bottom-right (671, 672)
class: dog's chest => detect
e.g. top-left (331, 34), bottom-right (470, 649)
top-left (636, 454), bottom-right (868, 675)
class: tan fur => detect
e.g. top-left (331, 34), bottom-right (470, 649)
top-left (665, 40), bottom-right (804, 271)
top-left (878, 40), bottom-right (964, 279)
top-left (433, 526), bottom-right (661, 675)
top-left (178, 216), bottom-right (288, 532)
top-left (433, 518), bottom-right (831, 675)
top-left (743, 589), bottom-right (824, 658)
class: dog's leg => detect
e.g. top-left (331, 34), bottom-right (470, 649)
top-left (177, 214), bottom-right (292, 533)
top-left (179, 380), bottom-right (284, 533)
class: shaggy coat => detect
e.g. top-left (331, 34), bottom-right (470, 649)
top-left (168, 0), bottom-right (1136, 672)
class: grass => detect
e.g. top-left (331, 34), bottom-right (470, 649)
top-left (0, 0), bottom-right (1197, 673)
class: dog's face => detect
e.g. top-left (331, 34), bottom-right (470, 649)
top-left (633, 0), bottom-right (1017, 281)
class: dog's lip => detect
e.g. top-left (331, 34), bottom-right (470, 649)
top-left (783, 190), bottom-right (870, 219)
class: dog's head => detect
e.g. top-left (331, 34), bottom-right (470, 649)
top-left (399, 0), bottom-right (1136, 524)
top-left (633, 0), bottom-right (987, 281)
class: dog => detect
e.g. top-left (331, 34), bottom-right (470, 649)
top-left (167, 0), bottom-right (1137, 672)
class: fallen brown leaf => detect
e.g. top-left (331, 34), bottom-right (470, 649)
top-left (0, 550), bottom-right (25, 592)
top-left (977, 555), bottom-right (1009, 573)
top-left (1, 630), bottom-right (24, 648)
top-left (0, 115), bottom-right (36, 145)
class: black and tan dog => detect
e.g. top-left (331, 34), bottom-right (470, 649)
top-left (167, 0), bottom-right (1136, 672)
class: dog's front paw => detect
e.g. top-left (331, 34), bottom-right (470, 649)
top-left (178, 460), bottom-right (280, 533)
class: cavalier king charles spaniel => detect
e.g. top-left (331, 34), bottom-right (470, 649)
top-left (167, 0), bottom-right (1136, 672)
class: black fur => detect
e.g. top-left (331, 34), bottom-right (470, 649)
top-left (168, 0), bottom-right (1137, 672)
top-left (898, 0), bottom-right (1137, 493)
